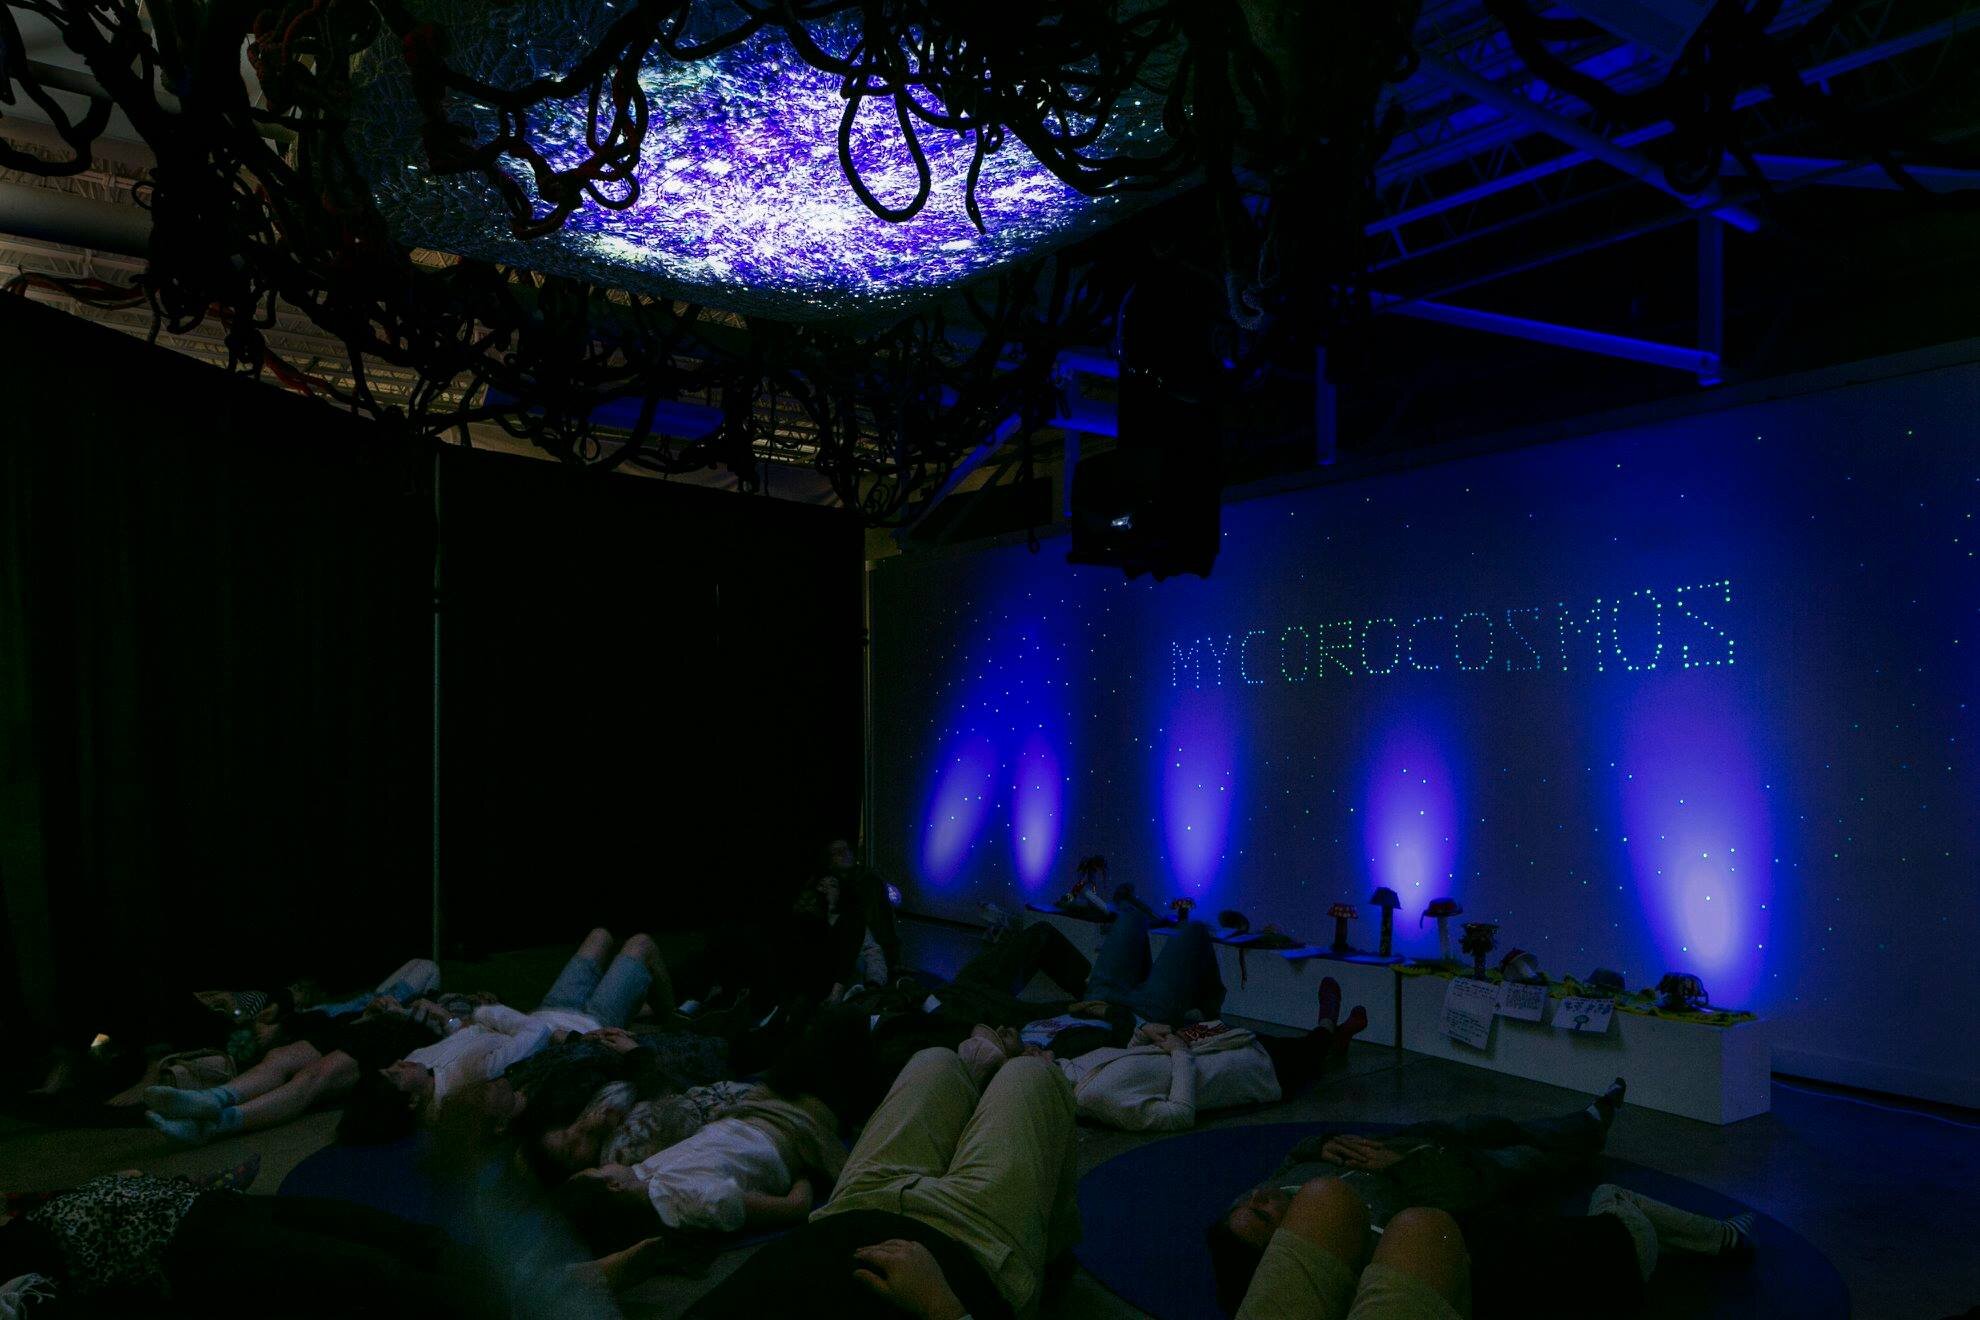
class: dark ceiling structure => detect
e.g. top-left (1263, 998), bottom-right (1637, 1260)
top-left (1, 0), bottom-right (1975, 534)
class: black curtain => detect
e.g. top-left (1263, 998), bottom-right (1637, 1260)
top-left (0, 298), bottom-right (432, 1048)
top-left (437, 448), bottom-right (863, 953)
top-left (1, 297), bottom-right (865, 1049)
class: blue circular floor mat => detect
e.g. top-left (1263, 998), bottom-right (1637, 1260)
top-left (277, 1134), bottom-right (448, 1227)
top-left (1074, 1122), bottom-right (1848, 1320)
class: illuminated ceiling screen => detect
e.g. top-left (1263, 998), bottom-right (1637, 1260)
top-left (348, 0), bottom-right (1175, 320)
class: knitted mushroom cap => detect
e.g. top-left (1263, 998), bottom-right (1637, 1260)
top-left (1368, 887), bottom-right (1401, 908)
top-left (1327, 903), bottom-right (1358, 920)
top-left (1421, 897), bottom-right (1464, 923)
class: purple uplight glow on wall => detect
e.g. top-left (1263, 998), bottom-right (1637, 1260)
top-left (1615, 683), bottom-right (1773, 1008)
top-left (911, 599), bottom-right (1080, 899)
top-left (922, 735), bottom-right (997, 887)
top-left (1012, 731), bottom-right (1064, 892)
top-left (1161, 689), bottom-right (1238, 897)
top-left (351, 2), bottom-right (1174, 320)
top-left (1363, 726), bottom-right (1461, 947)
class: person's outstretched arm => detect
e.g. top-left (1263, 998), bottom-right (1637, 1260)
top-left (739, 1177), bottom-right (814, 1229)
top-left (852, 1239), bottom-right (970, 1320)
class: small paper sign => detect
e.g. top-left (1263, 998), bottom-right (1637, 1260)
top-left (1555, 997), bottom-right (1615, 1034)
top-left (1496, 982), bottom-right (1548, 1022)
top-left (1441, 978), bottom-right (1499, 1049)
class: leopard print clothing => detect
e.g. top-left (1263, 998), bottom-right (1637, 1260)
top-left (25, 1174), bottom-right (203, 1297)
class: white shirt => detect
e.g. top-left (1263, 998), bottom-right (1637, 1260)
top-left (406, 1004), bottom-right (596, 1106)
top-left (1055, 1027), bottom-right (1280, 1131)
top-left (634, 1117), bottom-right (793, 1233)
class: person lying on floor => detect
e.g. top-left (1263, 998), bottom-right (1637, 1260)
top-left (1217, 1169), bottom-right (1756, 1320)
top-left (1206, 1078), bottom-right (1757, 1317)
top-left (0, 1168), bottom-right (500, 1318)
top-left (958, 974), bottom-right (1369, 1132)
top-left (143, 928), bottom-right (669, 1145)
top-left (524, 1001), bottom-right (874, 1186)
top-left (681, 1045), bottom-right (1081, 1320)
top-left (343, 928), bottom-right (673, 1144)
top-left (499, 1020), bottom-right (720, 1161)
top-left (554, 1076), bottom-right (845, 1237)
top-left (1225, 1178), bottom-right (1475, 1320)
top-left (140, 1003), bottom-right (436, 1146)
top-left (858, 902), bottom-right (1230, 1083)
top-left (1208, 1080), bottom-right (1628, 1297)
top-left (22, 959), bottom-right (452, 1121)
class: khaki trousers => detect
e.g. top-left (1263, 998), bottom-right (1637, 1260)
top-left (814, 1047), bottom-right (1080, 1312)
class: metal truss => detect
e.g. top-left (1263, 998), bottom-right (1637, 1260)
top-left (1366, 0), bottom-right (1967, 267)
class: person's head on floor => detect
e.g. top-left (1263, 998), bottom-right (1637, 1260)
top-left (1206, 1184), bottom-right (1291, 1314)
top-left (527, 1083), bottom-right (642, 1183)
top-left (600, 1093), bottom-right (707, 1167)
top-left (554, 1164), bottom-right (654, 1255)
top-left (338, 1060), bottom-right (430, 1144)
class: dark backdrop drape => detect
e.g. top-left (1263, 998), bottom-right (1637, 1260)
top-left (1, 297), bottom-right (864, 1048)
top-left (0, 297), bottom-right (432, 1047)
top-left (436, 449), bottom-right (862, 953)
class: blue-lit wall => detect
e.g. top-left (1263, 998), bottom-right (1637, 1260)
top-left (870, 359), bottom-right (1980, 1105)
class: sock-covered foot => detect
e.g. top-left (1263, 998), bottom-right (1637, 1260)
top-left (1328, 1006), bottom-right (1369, 1056)
top-left (145, 1084), bottom-right (235, 1120)
top-left (1316, 977), bottom-right (1342, 1030)
top-left (1587, 1077), bottom-right (1628, 1130)
top-left (1721, 1211), bottom-right (1757, 1264)
top-left (147, 1111), bottom-right (215, 1146)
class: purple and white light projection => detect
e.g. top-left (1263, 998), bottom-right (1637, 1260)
top-left (1614, 682), bottom-right (1774, 1008)
top-left (350, 1), bottom-right (1175, 320)
top-left (914, 600), bottom-right (1079, 895)
top-left (1160, 688), bottom-right (1239, 897)
top-left (1363, 725), bottom-right (1461, 950)
top-left (922, 735), bottom-right (997, 885)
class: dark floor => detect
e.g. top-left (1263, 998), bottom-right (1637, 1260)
top-left (3, 924), bottom-right (1976, 1319)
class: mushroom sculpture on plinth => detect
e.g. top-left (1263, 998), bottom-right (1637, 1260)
top-left (1421, 897), bottom-right (1464, 965)
top-left (1459, 922), bottom-right (1500, 979)
top-left (1169, 897), bottom-right (1195, 923)
top-left (1327, 903), bottom-right (1358, 954)
top-left (1368, 887), bottom-right (1401, 957)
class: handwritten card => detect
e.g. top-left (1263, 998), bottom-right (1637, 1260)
top-left (1555, 997), bottom-right (1615, 1034)
top-left (1440, 978), bottom-right (1499, 1049)
top-left (1495, 982), bottom-right (1548, 1022)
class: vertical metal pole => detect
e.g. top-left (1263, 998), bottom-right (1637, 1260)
top-left (1697, 216), bottom-right (1725, 386)
top-left (1315, 346), bottom-right (1338, 466)
top-left (861, 560), bottom-right (875, 868)
top-left (430, 447), bottom-right (443, 963)
top-left (1061, 432), bottom-right (1080, 520)
top-left (1393, 968), bottom-right (1404, 1060)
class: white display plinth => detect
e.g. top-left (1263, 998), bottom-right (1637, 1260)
top-left (1397, 972), bottom-right (1772, 1125)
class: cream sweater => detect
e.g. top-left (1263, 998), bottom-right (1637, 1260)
top-left (1055, 1026), bottom-right (1280, 1131)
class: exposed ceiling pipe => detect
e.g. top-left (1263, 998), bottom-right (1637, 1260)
top-left (1, 112), bottom-right (155, 169)
top-left (0, 178), bottom-right (149, 255)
